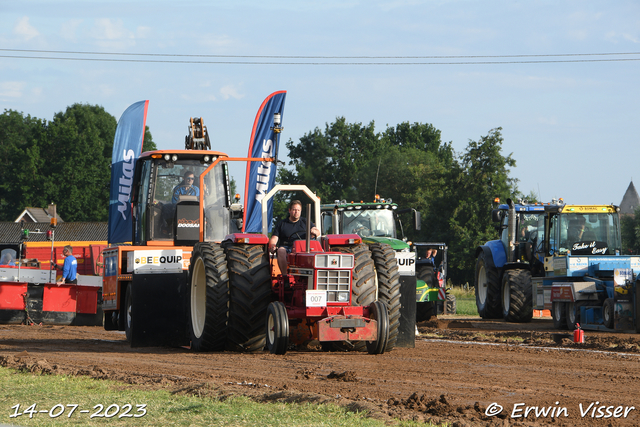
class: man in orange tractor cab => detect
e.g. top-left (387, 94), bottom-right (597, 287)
top-left (268, 200), bottom-right (320, 276)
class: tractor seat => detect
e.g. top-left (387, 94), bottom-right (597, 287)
top-left (292, 240), bottom-right (323, 253)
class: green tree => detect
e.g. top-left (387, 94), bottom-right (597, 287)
top-left (355, 122), bottom-right (455, 239)
top-left (446, 128), bottom-right (518, 284)
top-left (143, 126), bottom-right (157, 152)
top-left (279, 120), bottom-right (522, 285)
top-left (621, 209), bottom-right (640, 255)
top-left (281, 117), bottom-right (380, 202)
top-left (0, 110), bottom-right (49, 220)
top-left (41, 104), bottom-right (118, 221)
top-left (0, 104), bottom-right (157, 222)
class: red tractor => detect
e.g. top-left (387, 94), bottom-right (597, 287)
top-left (189, 184), bottom-right (391, 355)
top-left (265, 185), bottom-right (389, 354)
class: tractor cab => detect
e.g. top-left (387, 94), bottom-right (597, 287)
top-left (131, 150), bottom-right (236, 246)
top-left (552, 208), bottom-right (621, 257)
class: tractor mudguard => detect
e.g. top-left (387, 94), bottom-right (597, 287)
top-left (129, 272), bottom-right (190, 348)
top-left (479, 240), bottom-right (506, 270)
top-left (397, 275), bottom-right (416, 348)
top-left (223, 233), bottom-right (269, 245)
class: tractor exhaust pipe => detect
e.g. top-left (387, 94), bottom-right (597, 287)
top-left (306, 204), bottom-right (311, 253)
top-left (507, 198), bottom-right (516, 263)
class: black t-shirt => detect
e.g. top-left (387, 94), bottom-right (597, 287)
top-left (273, 217), bottom-right (315, 247)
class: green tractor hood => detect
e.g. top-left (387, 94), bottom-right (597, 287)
top-left (362, 236), bottom-right (410, 251)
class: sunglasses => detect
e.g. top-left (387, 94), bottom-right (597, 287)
top-left (186, 177), bottom-right (194, 181)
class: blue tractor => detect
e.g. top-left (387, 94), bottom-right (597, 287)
top-left (474, 198), bottom-right (640, 330)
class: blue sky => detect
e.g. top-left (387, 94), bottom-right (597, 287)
top-left (1, 0), bottom-right (639, 206)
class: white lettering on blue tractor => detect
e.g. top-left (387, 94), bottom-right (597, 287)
top-left (117, 149), bottom-right (135, 220)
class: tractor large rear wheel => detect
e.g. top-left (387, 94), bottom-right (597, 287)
top-left (368, 242), bottom-right (402, 351)
top-left (416, 265), bottom-right (437, 322)
top-left (189, 242), bottom-right (229, 352)
top-left (475, 252), bottom-right (502, 319)
top-left (501, 269), bottom-right (533, 323)
top-left (225, 243), bottom-right (272, 353)
top-left (331, 243), bottom-right (376, 351)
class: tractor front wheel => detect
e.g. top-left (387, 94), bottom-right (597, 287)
top-left (603, 298), bottom-right (614, 329)
top-left (103, 311), bottom-right (117, 331)
top-left (552, 302), bottom-right (567, 329)
top-left (266, 301), bottom-right (289, 355)
top-left (189, 242), bottom-right (229, 352)
top-left (475, 252), bottom-right (502, 319)
top-left (566, 302), bottom-right (580, 330)
top-left (366, 301), bottom-right (389, 355)
top-left (331, 244), bottom-right (376, 351)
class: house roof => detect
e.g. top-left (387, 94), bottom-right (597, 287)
top-left (15, 207), bottom-right (64, 223)
top-left (0, 222), bottom-right (107, 244)
top-left (620, 181), bottom-right (640, 215)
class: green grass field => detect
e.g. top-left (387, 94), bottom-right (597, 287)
top-left (448, 285), bottom-right (478, 316)
top-left (0, 367), bottom-right (447, 427)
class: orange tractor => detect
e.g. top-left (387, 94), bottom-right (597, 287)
top-left (103, 119), bottom-right (393, 354)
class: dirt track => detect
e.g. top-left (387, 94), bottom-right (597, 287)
top-left (2, 317), bottom-right (640, 426)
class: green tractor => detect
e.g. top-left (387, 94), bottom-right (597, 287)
top-left (320, 196), bottom-right (453, 336)
top-left (414, 242), bottom-right (455, 321)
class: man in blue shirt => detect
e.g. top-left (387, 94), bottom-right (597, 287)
top-left (172, 170), bottom-right (200, 203)
top-left (53, 245), bottom-right (77, 285)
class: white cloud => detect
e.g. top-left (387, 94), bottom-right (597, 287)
top-left (0, 81), bottom-right (26, 98)
top-left (567, 29), bottom-right (588, 41)
top-left (180, 93), bottom-right (217, 102)
top-left (379, 0), bottom-right (427, 12)
top-left (61, 19), bottom-right (83, 42)
top-left (220, 85), bottom-right (244, 100)
top-left (198, 34), bottom-right (234, 48)
top-left (137, 26), bottom-right (152, 39)
top-left (605, 31), bottom-right (640, 44)
top-left (536, 116), bottom-right (558, 126)
top-left (623, 33), bottom-right (640, 43)
top-left (90, 18), bottom-right (136, 48)
top-left (94, 18), bottom-right (132, 40)
top-left (14, 17), bottom-right (39, 41)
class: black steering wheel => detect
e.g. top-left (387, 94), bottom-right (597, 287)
top-left (173, 184), bottom-right (197, 200)
top-left (354, 226), bottom-right (372, 237)
top-left (287, 231), bottom-right (307, 247)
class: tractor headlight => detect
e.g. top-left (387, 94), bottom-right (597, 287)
top-left (171, 154), bottom-right (178, 162)
top-left (164, 154), bottom-right (171, 161)
top-left (337, 292), bottom-right (349, 302)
